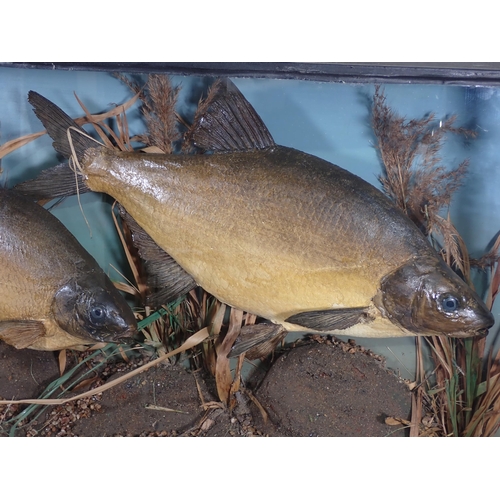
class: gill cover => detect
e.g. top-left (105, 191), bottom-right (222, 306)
top-left (52, 272), bottom-right (137, 343)
top-left (378, 256), bottom-right (494, 337)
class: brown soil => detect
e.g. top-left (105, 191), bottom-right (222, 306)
top-left (0, 336), bottom-right (411, 437)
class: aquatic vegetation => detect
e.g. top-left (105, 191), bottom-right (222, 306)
top-left (2, 76), bottom-right (499, 437)
top-left (115, 75), bottom-right (266, 408)
top-left (1, 74), bottom-right (261, 413)
top-left (372, 85), bottom-right (500, 436)
top-left (116, 73), bottom-right (181, 154)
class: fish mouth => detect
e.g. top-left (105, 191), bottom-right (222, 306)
top-left (443, 327), bottom-right (490, 339)
top-left (469, 327), bottom-right (490, 338)
top-left (115, 326), bottom-right (139, 342)
top-left (99, 326), bottom-right (138, 344)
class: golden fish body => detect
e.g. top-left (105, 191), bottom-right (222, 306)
top-left (83, 146), bottom-right (430, 337)
top-left (22, 81), bottom-right (494, 339)
top-left (0, 188), bottom-right (137, 350)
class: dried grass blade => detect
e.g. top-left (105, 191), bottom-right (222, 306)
top-left (465, 398), bottom-right (490, 436)
top-left (431, 214), bottom-right (470, 282)
top-left (72, 94), bottom-right (115, 149)
top-left (210, 301), bottom-right (226, 338)
top-left (112, 281), bottom-right (140, 297)
top-left (145, 404), bottom-right (189, 414)
top-left (475, 373), bottom-right (500, 398)
top-left (114, 113), bottom-right (126, 150)
top-left (72, 376), bottom-right (100, 392)
top-left (58, 349), bottom-right (67, 377)
top-left (199, 301), bottom-right (225, 377)
top-left (242, 387), bottom-right (268, 424)
top-left (73, 93), bottom-right (139, 151)
top-left (111, 201), bottom-right (145, 297)
top-left (483, 387), bottom-right (500, 436)
top-left (410, 337), bottom-right (424, 436)
top-left (141, 146), bottom-right (165, 154)
top-left (103, 114), bottom-right (127, 151)
top-left (409, 390), bottom-right (422, 437)
top-left (117, 345), bottom-right (129, 362)
top-left (108, 262), bottom-right (140, 297)
top-left (215, 308), bottom-right (243, 404)
top-left (0, 92), bottom-right (138, 160)
top-left (0, 131), bottom-right (45, 159)
top-left (486, 250), bottom-right (500, 309)
top-left (0, 327), bottom-right (209, 406)
top-left (427, 336), bottom-right (453, 379)
top-left (119, 109), bottom-right (132, 151)
top-left (229, 354), bottom-right (245, 410)
top-left (188, 289), bottom-right (200, 307)
top-left (73, 92), bottom-right (141, 122)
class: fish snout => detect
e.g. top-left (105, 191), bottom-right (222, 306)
top-left (464, 306), bottom-right (495, 336)
top-left (109, 326), bottom-right (138, 344)
top-left (102, 309), bottom-right (138, 342)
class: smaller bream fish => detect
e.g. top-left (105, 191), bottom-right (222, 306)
top-left (0, 188), bottom-right (137, 350)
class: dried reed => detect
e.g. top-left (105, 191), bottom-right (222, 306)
top-left (113, 75), bottom-right (263, 408)
top-left (372, 86), bottom-right (500, 436)
top-left (116, 74), bottom-right (181, 154)
top-left (372, 85), bottom-right (475, 277)
top-left (1, 76), bottom-right (270, 421)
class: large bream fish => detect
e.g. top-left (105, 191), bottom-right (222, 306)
top-left (0, 188), bottom-right (137, 350)
top-left (18, 80), bottom-right (494, 341)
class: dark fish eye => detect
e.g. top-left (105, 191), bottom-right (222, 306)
top-left (90, 305), bottom-right (107, 323)
top-left (440, 295), bottom-right (459, 313)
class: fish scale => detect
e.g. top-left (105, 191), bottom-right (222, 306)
top-left (66, 148), bottom-right (476, 332)
top-left (17, 79), bottom-right (494, 341)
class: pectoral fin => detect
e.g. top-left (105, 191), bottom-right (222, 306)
top-left (285, 307), bottom-right (373, 332)
top-left (229, 323), bottom-right (287, 360)
top-left (120, 208), bottom-right (197, 307)
top-left (0, 321), bottom-right (47, 349)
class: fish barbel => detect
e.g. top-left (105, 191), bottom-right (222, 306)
top-left (18, 79), bottom-right (494, 340)
top-left (0, 188), bottom-right (137, 350)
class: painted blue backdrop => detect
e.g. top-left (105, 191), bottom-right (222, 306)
top-left (1, 66), bottom-right (499, 378)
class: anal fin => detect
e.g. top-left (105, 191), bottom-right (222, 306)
top-left (0, 321), bottom-right (47, 349)
top-left (229, 323), bottom-right (287, 360)
top-left (285, 307), bottom-right (372, 332)
top-left (120, 207), bottom-right (197, 307)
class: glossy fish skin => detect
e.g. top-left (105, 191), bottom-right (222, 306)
top-left (80, 146), bottom-right (494, 338)
top-left (0, 189), bottom-right (137, 350)
top-left (22, 83), bottom-right (494, 339)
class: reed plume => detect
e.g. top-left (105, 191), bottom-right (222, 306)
top-left (372, 85), bottom-right (500, 436)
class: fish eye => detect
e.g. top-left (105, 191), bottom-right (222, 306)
top-left (90, 305), bottom-right (107, 323)
top-left (440, 295), bottom-right (459, 313)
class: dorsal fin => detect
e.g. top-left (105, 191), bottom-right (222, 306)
top-left (187, 79), bottom-right (276, 152)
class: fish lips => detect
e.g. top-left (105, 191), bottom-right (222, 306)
top-left (87, 318), bottom-right (138, 344)
top-left (426, 323), bottom-right (492, 339)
